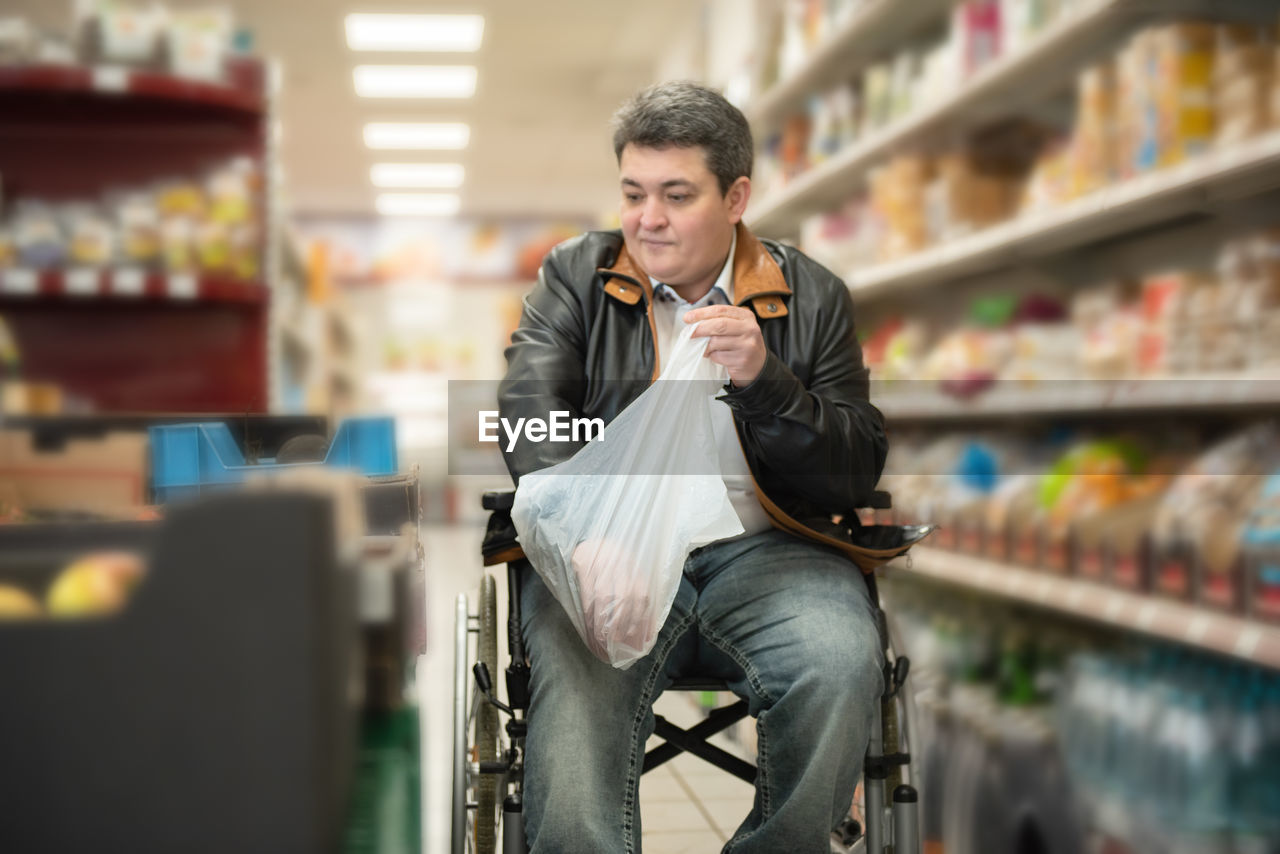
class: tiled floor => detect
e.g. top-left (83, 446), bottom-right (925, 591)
top-left (417, 521), bottom-right (756, 854)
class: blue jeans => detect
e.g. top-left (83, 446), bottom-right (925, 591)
top-left (519, 528), bottom-right (885, 854)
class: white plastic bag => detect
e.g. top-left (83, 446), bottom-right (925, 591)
top-left (511, 322), bottom-right (744, 669)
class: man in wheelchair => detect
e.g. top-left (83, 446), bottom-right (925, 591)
top-left (495, 81), bottom-right (918, 854)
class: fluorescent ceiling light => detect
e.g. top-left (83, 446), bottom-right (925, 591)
top-left (354, 65), bottom-right (476, 98)
top-left (371, 163), bottom-right (465, 189)
top-left (376, 193), bottom-right (461, 217)
top-left (345, 14), bottom-right (484, 52)
top-left (363, 122), bottom-right (470, 150)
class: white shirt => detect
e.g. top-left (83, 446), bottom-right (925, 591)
top-left (648, 230), bottom-right (773, 539)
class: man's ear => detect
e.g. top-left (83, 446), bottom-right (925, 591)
top-left (726, 176), bottom-right (751, 224)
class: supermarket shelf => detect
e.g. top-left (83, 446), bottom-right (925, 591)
top-left (877, 374), bottom-right (1280, 421)
top-left (746, 0), bottom-right (1133, 237)
top-left (0, 63), bottom-right (263, 115)
top-left (849, 131), bottom-right (1280, 298)
top-left (892, 546), bottom-right (1280, 670)
top-left (746, 0), bottom-right (951, 130)
top-left (0, 268), bottom-right (268, 304)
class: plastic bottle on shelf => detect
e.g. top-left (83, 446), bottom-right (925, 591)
top-left (1181, 692), bottom-right (1233, 851)
top-left (1230, 689), bottom-right (1274, 854)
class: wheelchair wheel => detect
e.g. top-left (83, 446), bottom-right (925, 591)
top-left (451, 576), bottom-right (503, 854)
top-left (474, 574), bottom-right (500, 854)
top-left (843, 614), bottom-right (923, 854)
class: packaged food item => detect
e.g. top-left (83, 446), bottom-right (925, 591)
top-left (953, 0), bottom-right (1002, 78)
top-left (206, 158), bottom-right (255, 225)
top-left (194, 219), bottom-right (230, 273)
top-left (155, 181), bottom-right (204, 273)
top-left (1152, 424), bottom-right (1278, 611)
top-left (1214, 23), bottom-right (1273, 145)
top-left (12, 201), bottom-right (66, 269)
top-left (74, 0), bottom-right (165, 66)
top-left (229, 222), bottom-right (259, 280)
top-left (777, 113), bottom-right (812, 182)
top-left (1151, 22), bottom-right (1216, 167)
top-left (0, 228), bottom-right (14, 269)
top-left (1243, 469), bottom-right (1280, 623)
top-left (871, 154), bottom-right (932, 260)
top-left (1070, 60), bottom-right (1116, 197)
top-left (1137, 271), bottom-right (1209, 375)
top-left (165, 7), bottom-right (232, 82)
top-left (1114, 28), bottom-right (1160, 177)
top-left (62, 204), bottom-right (115, 267)
top-left (0, 16), bottom-right (39, 64)
top-left (114, 193), bottom-right (161, 266)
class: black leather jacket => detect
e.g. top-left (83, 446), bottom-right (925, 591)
top-left (498, 223), bottom-right (903, 570)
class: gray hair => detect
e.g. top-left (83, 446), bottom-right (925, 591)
top-left (611, 81), bottom-right (753, 196)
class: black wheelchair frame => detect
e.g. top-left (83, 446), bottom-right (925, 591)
top-left (453, 490), bottom-right (932, 854)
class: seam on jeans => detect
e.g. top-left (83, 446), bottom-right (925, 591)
top-left (724, 710), bottom-right (772, 853)
top-left (697, 622), bottom-right (778, 707)
top-left (621, 610), bottom-right (696, 854)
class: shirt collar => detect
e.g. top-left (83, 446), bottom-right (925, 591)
top-left (649, 228), bottom-right (736, 307)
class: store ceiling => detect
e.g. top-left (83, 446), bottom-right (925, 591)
top-left (12, 0), bottom-right (693, 221)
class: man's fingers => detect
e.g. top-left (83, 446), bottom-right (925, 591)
top-left (684, 305), bottom-right (742, 322)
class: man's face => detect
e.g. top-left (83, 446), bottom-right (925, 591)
top-left (618, 144), bottom-right (750, 290)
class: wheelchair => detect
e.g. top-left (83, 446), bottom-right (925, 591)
top-left (453, 489), bottom-right (935, 854)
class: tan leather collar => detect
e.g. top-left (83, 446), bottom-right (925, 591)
top-left (731, 221), bottom-right (791, 304)
top-left (598, 222), bottom-right (792, 312)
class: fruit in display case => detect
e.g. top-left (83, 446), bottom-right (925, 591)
top-left (46, 551), bottom-right (146, 617)
top-left (0, 584), bottom-right (42, 619)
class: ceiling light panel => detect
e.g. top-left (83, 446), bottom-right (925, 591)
top-left (354, 65), bottom-right (476, 98)
top-left (376, 193), bottom-right (462, 217)
top-left (363, 123), bottom-right (470, 150)
top-left (345, 14), bottom-right (484, 52)
top-left (371, 163), bottom-right (465, 188)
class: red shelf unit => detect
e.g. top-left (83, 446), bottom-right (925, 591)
top-left (0, 269), bottom-right (268, 304)
top-left (0, 61), bottom-right (265, 115)
top-left (0, 59), bottom-right (271, 414)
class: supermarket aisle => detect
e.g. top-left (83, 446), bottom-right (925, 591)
top-left (417, 522), bottom-right (755, 853)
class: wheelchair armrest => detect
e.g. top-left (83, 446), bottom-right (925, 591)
top-left (867, 490), bottom-right (892, 510)
top-left (482, 490), bottom-right (515, 511)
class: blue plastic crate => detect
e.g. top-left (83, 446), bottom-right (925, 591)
top-left (149, 416), bottom-right (398, 502)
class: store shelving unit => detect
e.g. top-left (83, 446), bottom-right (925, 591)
top-left (848, 130), bottom-right (1280, 297)
top-left (0, 268), bottom-right (267, 303)
top-left (746, 0), bottom-right (952, 129)
top-left (728, 0), bottom-right (1280, 680)
top-left (0, 62), bottom-right (264, 114)
top-left (0, 58), bottom-right (274, 413)
top-left (746, 0), bottom-right (1135, 237)
top-left (891, 546), bottom-right (1280, 669)
top-left (877, 374), bottom-right (1280, 421)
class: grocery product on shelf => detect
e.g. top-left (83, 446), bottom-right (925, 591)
top-left (12, 201), bottom-right (65, 269)
top-left (883, 424), bottom-right (1280, 616)
top-left (165, 7), bottom-right (233, 82)
top-left (1245, 473), bottom-right (1280, 623)
top-left (0, 157), bottom-right (263, 280)
top-left (860, 225), bottom-right (1280, 404)
top-left (67, 0), bottom-right (240, 82)
top-left (45, 550), bottom-right (146, 617)
top-left (0, 584), bottom-right (41, 618)
top-left (786, 17), bottom-right (1280, 270)
top-left (1151, 424), bottom-right (1278, 610)
top-left (885, 578), bottom-right (1280, 854)
top-left (1215, 23), bottom-right (1275, 146)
